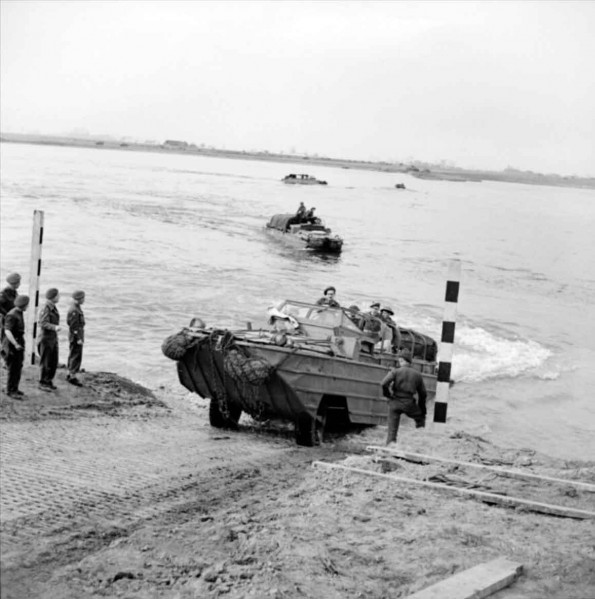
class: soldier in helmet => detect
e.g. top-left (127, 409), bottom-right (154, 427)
top-left (0, 273), bottom-right (22, 361)
top-left (2, 294), bottom-right (29, 398)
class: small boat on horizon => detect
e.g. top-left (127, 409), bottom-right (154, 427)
top-left (282, 173), bottom-right (328, 185)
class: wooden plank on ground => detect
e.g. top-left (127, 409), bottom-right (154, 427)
top-left (406, 556), bottom-right (523, 599)
top-left (366, 445), bottom-right (595, 491)
top-left (312, 461), bottom-right (595, 519)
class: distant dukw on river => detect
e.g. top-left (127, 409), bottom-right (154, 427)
top-left (1, 142), bottom-right (594, 460)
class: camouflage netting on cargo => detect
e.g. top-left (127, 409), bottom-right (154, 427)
top-left (399, 328), bottom-right (437, 362)
top-left (224, 349), bottom-right (274, 386)
top-left (161, 331), bottom-right (197, 360)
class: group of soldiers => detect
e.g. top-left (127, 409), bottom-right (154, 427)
top-left (0, 272), bottom-right (86, 399)
top-left (315, 285), bottom-right (427, 444)
top-left (295, 202), bottom-right (318, 224)
top-left (315, 286), bottom-right (401, 351)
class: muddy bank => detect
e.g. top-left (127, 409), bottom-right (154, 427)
top-left (0, 365), bottom-right (167, 422)
top-left (1, 369), bottom-right (594, 599)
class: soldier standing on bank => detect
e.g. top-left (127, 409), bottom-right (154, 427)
top-left (38, 288), bottom-right (61, 391)
top-left (0, 273), bottom-right (22, 357)
top-left (2, 295), bottom-right (29, 398)
top-left (381, 349), bottom-right (427, 445)
top-left (66, 290), bottom-right (85, 387)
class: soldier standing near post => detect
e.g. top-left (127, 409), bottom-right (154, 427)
top-left (38, 288), bottom-right (61, 391)
top-left (66, 290), bottom-right (85, 386)
top-left (0, 273), bottom-right (22, 360)
top-left (2, 295), bottom-right (29, 398)
top-left (381, 349), bottom-right (427, 445)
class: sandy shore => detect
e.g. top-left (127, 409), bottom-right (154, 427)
top-left (1, 367), bottom-right (594, 598)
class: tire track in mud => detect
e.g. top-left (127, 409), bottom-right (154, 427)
top-left (0, 403), bottom-right (303, 564)
top-left (0, 421), bottom-right (329, 599)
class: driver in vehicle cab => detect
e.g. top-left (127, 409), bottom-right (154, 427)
top-left (315, 286), bottom-right (340, 308)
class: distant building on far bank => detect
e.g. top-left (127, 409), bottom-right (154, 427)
top-left (163, 140), bottom-right (188, 149)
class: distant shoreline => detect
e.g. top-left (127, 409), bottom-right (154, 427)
top-left (2, 132), bottom-right (594, 190)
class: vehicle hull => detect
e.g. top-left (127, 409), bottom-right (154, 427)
top-left (265, 226), bottom-right (343, 253)
top-left (283, 179), bottom-right (327, 185)
top-left (176, 335), bottom-right (436, 427)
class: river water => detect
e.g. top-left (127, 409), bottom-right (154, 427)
top-left (1, 142), bottom-right (594, 460)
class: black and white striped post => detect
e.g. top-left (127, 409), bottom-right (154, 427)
top-left (27, 210), bottom-right (44, 365)
top-left (433, 259), bottom-right (461, 424)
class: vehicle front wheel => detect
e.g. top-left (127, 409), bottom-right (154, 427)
top-left (209, 396), bottom-right (242, 430)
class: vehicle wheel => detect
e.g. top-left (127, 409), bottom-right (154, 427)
top-left (316, 403), bottom-right (328, 444)
top-left (209, 396), bottom-right (241, 430)
top-left (295, 405), bottom-right (326, 447)
top-left (295, 412), bottom-right (317, 446)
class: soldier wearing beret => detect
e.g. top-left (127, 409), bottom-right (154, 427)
top-left (381, 349), bottom-right (427, 445)
top-left (2, 295), bottom-right (29, 398)
top-left (315, 286), bottom-right (341, 308)
top-left (66, 290), bottom-right (86, 386)
top-left (38, 288), bottom-right (61, 391)
top-left (360, 301), bottom-right (383, 334)
top-left (0, 273), bottom-right (22, 359)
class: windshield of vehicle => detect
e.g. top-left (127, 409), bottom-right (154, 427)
top-left (277, 301), bottom-right (361, 333)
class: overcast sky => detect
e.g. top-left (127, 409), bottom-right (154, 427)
top-left (1, 0), bottom-right (594, 175)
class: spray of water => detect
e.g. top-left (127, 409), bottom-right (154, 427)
top-left (450, 325), bottom-right (552, 383)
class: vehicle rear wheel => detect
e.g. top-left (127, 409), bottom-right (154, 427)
top-left (295, 412), bottom-right (317, 446)
top-left (209, 396), bottom-right (242, 430)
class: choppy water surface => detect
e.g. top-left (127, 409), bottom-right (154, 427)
top-left (2, 142), bottom-right (594, 459)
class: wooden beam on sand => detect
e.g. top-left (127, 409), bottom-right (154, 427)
top-left (365, 446), bottom-right (595, 491)
top-left (312, 461), bottom-right (595, 520)
top-left (406, 556), bottom-right (523, 599)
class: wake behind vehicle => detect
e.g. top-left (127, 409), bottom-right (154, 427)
top-left (162, 300), bottom-right (437, 446)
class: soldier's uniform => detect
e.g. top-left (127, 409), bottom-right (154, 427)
top-left (0, 286), bottom-right (18, 318)
top-left (0, 273), bottom-right (21, 357)
top-left (67, 291), bottom-right (85, 385)
top-left (380, 306), bottom-right (402, 353)
top-left (296, 202), bottom-right (307, 222)
top-left (361, 302), bottom-right (382, 334)
top-left (38, 290), bottom-right (60, 390)
top-left (381, 350), bottom-right (427, 444)
top-left (316, 286), bottom-right (340, 308)
top-left (2, 299), bottom-right (27, 396)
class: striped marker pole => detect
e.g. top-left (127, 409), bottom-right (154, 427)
top-left (27, 210), bottom-right (44, 365)
top-left (434, 259), bottom-right (461, 423)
